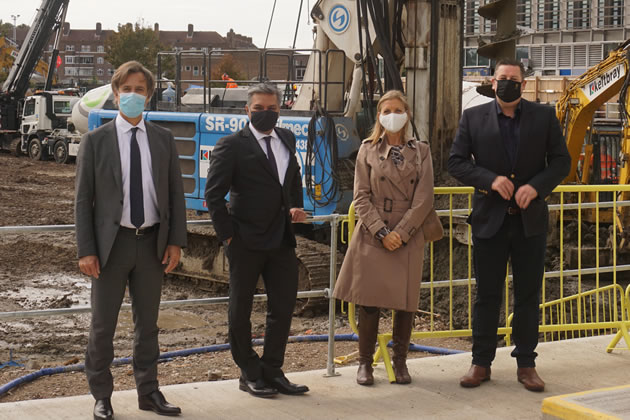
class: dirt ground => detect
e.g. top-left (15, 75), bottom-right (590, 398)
top-left (0, 154), bottom-right (471, 403)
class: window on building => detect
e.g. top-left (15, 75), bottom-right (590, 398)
top-left (81, 45), bottom-right (91, 52)
top-left (193, 66), bottom-right (199, 76)
top-left (65, 67), bottom-right (78, 76)
top-left (65, 56), bottom-right (75, 64)
top-left (296, 67), bottom-right (306, 80)
top-left (65, 45), bottom-right (75, 51)
top-left (465, 0), bottom-right (480, 35)
top-left (464, 48), bottom-right (490, 67)
top-left (48, 44), bottom-right (53, 51)
top-left (76, 56), bottom-right (94, 64)
top-left (598, 0), bottom-right (624, 28)
top-left (97, 69), bottom-right (104, 76)
top-left (517, 0), bottom-right (532, 28)
top-left (97, 45), bottom-right (104, 53)
top-left (108, 69), bottom-right (114, 75)
top-left (185, 65), bottom-right (191, 72)
top-left (567, 0), bottom-right (591, 29)
top-left (97, 57), bottom-right (104, 64)
top-left (537, 0), bottom-right (560, 30)
top-left (79, 68), bottom-right (93, 76)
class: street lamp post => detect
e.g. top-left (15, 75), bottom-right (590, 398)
top-left (10, 14), bottom-right (20, 43)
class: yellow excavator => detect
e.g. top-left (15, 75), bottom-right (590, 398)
top-left (556, 39), bottom-right (630, 245)
top-left (0, 36), bottom-right (51, 85)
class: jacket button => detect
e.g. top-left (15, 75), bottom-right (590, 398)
top-left (114, 221), bottom-right (119, 226)
top-left (379, 156), bottom-right (385, 161)
top-left (410, 179), bottom-right (414, 184)
top-left (510, 174), bottom-right (515, 179)
top-left (380, 176), bottom-right (385, 181)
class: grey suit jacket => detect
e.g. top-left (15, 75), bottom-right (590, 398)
top-left (74, 119), bottom-right (187, 268)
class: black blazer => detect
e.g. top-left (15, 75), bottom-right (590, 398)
top-left (204, 125), bottom-right (303, 250)
top-left (448, 99), bottom-right (571, 238)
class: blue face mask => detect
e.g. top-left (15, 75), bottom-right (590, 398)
top-left (118, 92), bottom-right (147, 118)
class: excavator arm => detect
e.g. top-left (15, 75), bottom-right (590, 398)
top-left (556, 41), bottom-right (630, 184)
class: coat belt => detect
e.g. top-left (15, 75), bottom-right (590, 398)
top-left (370, 197), bottom-right (411, 212)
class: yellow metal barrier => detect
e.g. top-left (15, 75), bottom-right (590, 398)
top-left (339, 184), bottom-right (630, 383)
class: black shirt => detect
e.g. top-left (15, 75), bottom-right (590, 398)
top-left (495, 100), bottom-right (521, 166)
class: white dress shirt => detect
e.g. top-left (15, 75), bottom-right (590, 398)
top-left (115, 115), bottom-right (160, 228)
top-left (249, 123), bottom-right (290, 185)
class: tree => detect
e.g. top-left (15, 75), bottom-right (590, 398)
top-left (211, 54), bottom-right (245, 83)
top-left (105, 23), bottom-right (168, 74)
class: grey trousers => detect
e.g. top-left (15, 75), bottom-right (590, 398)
top-left (85, 228), bottom-right (164, 399)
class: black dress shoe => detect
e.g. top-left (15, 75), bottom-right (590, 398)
top-left (238, 376), bottom-right (278, 398)
top-left (93, 398), bottom-right (113, 420)
top-left (138, 390), bottom-right (181, 416)
top-left (266, 376), bottom-right (309, 395)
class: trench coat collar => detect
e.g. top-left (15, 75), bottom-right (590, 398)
top-left (376, 137), bottom-right (417, 199)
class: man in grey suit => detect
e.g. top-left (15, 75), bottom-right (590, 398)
top-left (75, 61), bottom-right (187, 420)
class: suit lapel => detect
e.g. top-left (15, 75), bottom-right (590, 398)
top-left (276, 129), bottom-right (297, 186)
top-left (107, 121), bottom-right (123, 193)
top-left (243, 125), bottom-right (280, 182)
top-left (514, 99), bottom-right (531, 171)
top-left (145, 121), bottom-right (161, 195)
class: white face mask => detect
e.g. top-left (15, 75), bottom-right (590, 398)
top-left (379, 112), bottom-right (408, 134)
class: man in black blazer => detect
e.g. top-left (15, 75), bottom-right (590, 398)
top-left (204, 83), bottom-right (309, 397)
top-left (448, 59), bottom-right (570, 392)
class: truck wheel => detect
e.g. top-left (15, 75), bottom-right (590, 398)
top-left (28, 138), bottom-right (47, 161)
top-left (53, 141), bottom-right (69, 164)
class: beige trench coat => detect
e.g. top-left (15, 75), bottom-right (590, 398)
top-left (332, 138), bottom-right (435, 312)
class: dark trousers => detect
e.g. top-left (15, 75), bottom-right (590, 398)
top-left (85, 228), bottom-right (164, 399)
top-left (226, 234), bottom-right (298, 381)
top-left (472, 214), bottom-right (546, 368)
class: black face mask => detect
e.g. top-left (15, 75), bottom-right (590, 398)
top-left (250, 110), bottom-right (279, 132)
top-left (495, 79), bottom-right (522, 103)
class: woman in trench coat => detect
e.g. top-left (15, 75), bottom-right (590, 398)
top-left (333, 90), bottom-right (435, 385)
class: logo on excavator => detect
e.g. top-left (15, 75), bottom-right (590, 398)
top-left (583, 65), bottom-right (625, 101)
top-left (329, 5), bottom-right (350, 34)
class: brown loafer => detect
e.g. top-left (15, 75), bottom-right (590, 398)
top-left (517, 367), bottom-right (545, 392)
top-left (459, 364), bottom-right (491, 388)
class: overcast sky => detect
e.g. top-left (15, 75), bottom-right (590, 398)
top-left (3, 0), bottom-right (316, 49)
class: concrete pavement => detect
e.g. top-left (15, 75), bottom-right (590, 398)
top-left (0, 334), bottom-right (628, 419)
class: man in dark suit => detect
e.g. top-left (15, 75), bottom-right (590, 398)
top-left (448, 58), bottom-right (570, 392)
top-left (205, 83), bottom-right (309, 398)
top-left (75, 61), bottom-right (187, 419)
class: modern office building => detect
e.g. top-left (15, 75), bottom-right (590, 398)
top-left (464, 0), bottom-right (630, 76)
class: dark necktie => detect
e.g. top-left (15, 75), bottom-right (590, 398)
top-left (263, 136), bottom-right (279, 181)
top-left (130, 127), bottom-right (144, 229)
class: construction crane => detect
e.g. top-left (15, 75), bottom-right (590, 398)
top-left (0, 0), bottom-right (71, 156)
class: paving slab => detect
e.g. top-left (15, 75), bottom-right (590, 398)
top-left (542, 384), bottom-right (630, 419)
top-left (0, 334), bottom-right (629, 419)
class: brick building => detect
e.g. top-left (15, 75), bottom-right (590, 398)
top-left (14, 22), bottom-right (260, 88)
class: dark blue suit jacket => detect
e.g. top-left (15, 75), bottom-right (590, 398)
top-left (448, 99), bottom-right (571, 238)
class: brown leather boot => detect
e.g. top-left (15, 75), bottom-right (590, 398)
top-left (392, 311), bottom-right (414, 384)
top-left (357, 306), bottom-right (379, 386)
top-left (517, 367), bottom-right (545, 392)
top-left (459, 365), bottom-right (491, 388)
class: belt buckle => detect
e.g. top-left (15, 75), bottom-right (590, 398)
top-left (384, 198), bottom-right (393, 213)
top-left (507, 207), bottom-right (519, 215)
top-left (135, 228), bottom-right (143, 236)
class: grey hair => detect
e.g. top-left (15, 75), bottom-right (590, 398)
top-left (247, 83), bottom-right (282, 106)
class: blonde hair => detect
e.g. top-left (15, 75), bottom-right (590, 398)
top-left (111, 61), bottom-right (155, 99)
top-left (366, 90), bottom-right (412, 144)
